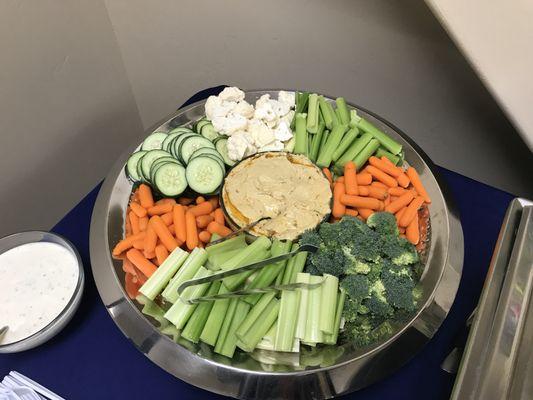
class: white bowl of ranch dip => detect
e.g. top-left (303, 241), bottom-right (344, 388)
top-left (0, 231), bottom-right (84, 353)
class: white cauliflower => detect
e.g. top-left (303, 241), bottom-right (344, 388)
top-left (278, 91), bottom-right (296, 109)
top-left (205, 96), bottom-right (236, 120)
top-left (260, 140), bottom-right (284, 152)
top-left (218, 87), bottom-right (245, 102)
top-left (273, 120), bottom-right (293, 142)
top-left (254, 94), bottom-right (279, 125)
top-left (227, 132), bottom-right (255, 161)
top-left (248, 119), bottom-right (276, 148)
top-left (233, 100), bottom-right (254, 118)
top-left (211, 114), bottom-right (248, 136)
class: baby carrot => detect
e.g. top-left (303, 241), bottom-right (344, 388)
top-left (378, 201), bottom-right (385, 211)
top-left (336, 176), bottom-right (345, 183)
top-left (214, 208), bottom-right (226, 225)
top-left (406, 214), bottom-right (419, 245)
top-left (124, 273), bottom-right (140, 299)
top-left (155, 244), bottom-right (169, 265)
top-left (151, 215), bottom-right (178, 252)
top-left (385, 191), bottom-right (415, 213)
top-left (371, 181), bottom-right (387, 189)
top-left (381, 157), bottom-right (410, 188)
top-left (399, 226), bottom-right (406, 234)
top-left (125, 215), bottom-right (132, 236)
top-left (112, 232), bottom-right (146, 256)
top-left (167, 224), bottom-right (175, 236)
top-left (126, 248), bottom-right (157, 278)
top-left (208, 196), bottom-right (219, 209)
top-left (322, 168), bottom-right (333, 185)
top-left (130, 202), bottom-right (147, 218)
top-left (144, 251), bottom-right (156, 260)
top-left (185, 211), bottom-right (199, 250)
top-left (196, 196), bottom-right (206, 204)
top-left (207, 221), bottom-right (232, 237)
top-left (369, 156), bottom-right (400, 176)
top-left (356, 173), bottom-right (372, 185)
top-left (129, 211), bottom-right (140, 235)
top-left (344, 161), bottom-right (359, 195)
top-left (198, 230), bottom-right (212, 243)
top-left (395, 207), bottom-right (407, 224)
top-left (122, 259), bottom-right (137, 275)
top-left (155, 198), bottom-right (176, 206)
top-left (340, 194), bottom-right (381, 210)
top-left (132, 240), bottom-right (144, 250)
top-left (161, 212), bottom-right (173, 226)
top-left (332, 182), bottom-right (346, 218)
top-left (359, 185), bottom-right (387, 200)
top-left (406, 167), bottom-right (431, 203)
top-left (188, 201), bottom-right (214, 217)
top-left (366, 165), bottom-right (398, 188)
top-left (178, 197), bottom-right (194, 206)
top-left (345, 208), bottom-right (358, 217)
top-left (388, 187), bottom-right (407, 196)
top-left (138, 216), bottom-right (149, 232)
top-left (173, 204), bottom-right (187, 243)
top-left (138, 184), bottom-right (154, 208)
top-left (399, 196), bottom-right (425, 227)
top-left (357, 208), bottom-right (375, 220)
top-left (196, 214), bottom-right (214, 229)
top-left (143, 223), bottom-right (158, 255)
top-left (148, 202), bottom-right (174, 216)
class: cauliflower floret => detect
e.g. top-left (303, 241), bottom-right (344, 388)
top-left (269, 98), bottom-right (291, 117)
top-left (248, 119), bottom-right (276, 148)
top-left (260, 140), bottom-right (284, 152)
top-left (211, 114), bottom-right (248, 136)
top-left (205, 96), bottom-right (236, 120)
top-left (218, 87), bottom-right (245, 102)
top-left (278, 91), bottom-right (296, 109)
top-left (273, 120), bottom-right (293, 142)
top-left (233, 100), bottom-right (254, 118)
top-left (227, 132), bottom-right (256, 161)
top-left (254, 94), bottom-right (279, 125)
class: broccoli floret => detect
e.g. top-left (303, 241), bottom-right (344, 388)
top-left (299, 230), bottom-right (323, 248)
top-left (367, 260), bottom-right (383, 282)
top-left (309, 247), bottom-right (345, 276)
top-left (342, 247), bottom-right (372, 274)
top-left (381, 263), bottom-right (416, 311)
top-left (341, 316), bottom-right (374, 347)
top-left (366, 212), bottom-right (399, 236)
top-left (342, 298), bottom-right (361, 322)
top-left (318, 222), bottom-right (342, 246)
top-left (340, 275), bottom-right (371, 302)
top-left (382, 236), bottom-right (419, 266)
top-left (370, 321), bottom-right (394, 342)
top-left (305, 260), bottom-right (321, 276)
top-left (363, 281), bottom-right (394, 318)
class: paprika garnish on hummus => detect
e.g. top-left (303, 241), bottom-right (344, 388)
top-left (222, 152), bottom-right (332, 240)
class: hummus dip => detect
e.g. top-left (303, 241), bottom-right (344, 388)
top-left (222, 152), bottom-right (332, 240)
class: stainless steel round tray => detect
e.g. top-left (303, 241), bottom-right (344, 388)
top-left (90, 90), bottom-right (464, 399)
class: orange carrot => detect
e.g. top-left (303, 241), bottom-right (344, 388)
top-left (189, 201), bottom-right (214, 217)
top-left (207, 221), bottom-right (232, 237)
top-left (332, 182), bottom-right (346, 218)
top-left (199, 230), bottom-right (212, 243)
top-left (322, 168), bottom-right (333, 185)
top-left (151, 215), bottom-right (178, 252)
top-left (357, 208), bottom-right (375, 220)
top-left (161, 212), bottom-right (173, 226)
top-left (214, 208), bottom-right (225, 225)
top-left (208, 197), bottom-right (219, 209)
top-left (369, 156), bottom-right (401, 177)
top-left (167, 224), bottom-right (175, 235)
top-left (388, 187), bottom-right (407, 197)
top-left (371, 181), bottom-right (388, 189)
top-left (406, 213), bottom-right (419, 244)
top-left (185, 211), bottom-right (199, 250)
top-left (344, 161), bottom-right (359, 195)
top-left (362, 186), bottom-right (388, 200)
top-left (129, 211), bottom-right (140, 235)
top-left (126, 248), bottom-right (157, 278)
top-left (196, 215), bottom-right (214, 228)
top-left (125, 273), bottom-right (141, 299)
top-left (122, 259), bottom-right (137, 275)
top-left (356, 173), bottom-right (372, 185)
top-left (395, 207), bottom-right (407, 224)
top-left (399, 196), bottom-right (425, 227)
top-left (148, 202), bottom-right (174, 216)
top-left (130, 202), bottom-right (147, 218)
top-left (384, 196), bottom-right (391, 207)
top-left (144, 251), bottom-right (156, 260)
top-left (172, 204), bottom-right (187, 243)
top-left (143, 223), bottom-right (158, 255)
top-left (340, 194), bottom-right (381, 210)
top-left (178, 197), bottom-right (194, 206)
top-left (399, 226), bottom-right (406, 234)
top-left (336, 176), bottom-right (345, 183)
top-left (125, 214), bottom-right (132, 236)
top-left (112, 232), bottom-right (146, 256)
top-left (155, 244), bottom-right (169, 265)
top-left (378, 201), bottom-right (385, 211)
top-left (385, 191), bottom-right (415, 213)
top-left (406, 167), bottom-right (431, 203)
top-left (345, 208), bottom-right (358, 217)
top-left (380, 157), bottom-right (410, 188)
top-left (366, 165), bottom-right (398, 188)
top-left (138, 215), bottom-right (149, 231)
top-left (138, 184), bottom-right (154, 208)
top-left (155, 198), bottom-right (176, 206)
top-left (196, 196), bottom-right (206, 204)
top-left (132, 239), bottom-right (144, 250)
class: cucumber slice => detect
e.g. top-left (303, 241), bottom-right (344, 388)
top-left (179, 136), bottom-right (215, 164)
top-left (201, 154), bottom-right (226, 174)
top-left (169, 127), bottom-right (194, 135)
top-left (200, 123), bottom-right (220, 141)
top-left (162, 132), bottom-right (184, 152)
top-left (140, 150), bottom-right (172, 182)
top-left (194, 118), bottom-right (210, 133)
top-left (215, 138), bottom-right (236, 166)
top-left (150, 157), bottom-right (181, 182)
top-left (125, 150), bottom-right (147, 182)
top-left (154, 163), bottom-right (187, 197)
top-left (173, 133), bottom-right (200, 162)
top-left (186, 156), bottom-right (225, 194)
top-left (141, 132), bottom-right (168, 151)
top-left (189, 147), bottom-right (224, 163)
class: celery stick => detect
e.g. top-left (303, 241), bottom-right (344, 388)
top-left (222, 247), bottom-right (271, 291)
top-left (330, 103), bottom-right (340, 128)
top-left (160, 324), bottom-right (180, 342)
top-left (210, 233), bottom-right (221, 242)
top-left (324, 290), bottom-right (346, 345)
top-left (335, 97), bottom-right (350, 124)
top-left (354, 116), bottom-right (402, 155)
top-left (335, 132), bottom-right (372, 168)
top-left (139, 247), bottom-right (188, 300)
top-left (295, 273), bottom-right (310, 340)
top-left (200, 285), bottom-right (230, 346)
top-left (217, 300), bottom-right (250, 358)
top-left (137, 295), bottom-right (167, 326)
top-left (289, 250), bottom-right (308, 284)
top-left (205, 234), bottom-right (247, 259)
top-left (318, 274), bottom-right (339, 335)
top-left (163, 267), bottom-right (212, 329)
top-left (306, 94), bottom-right (319, 134)
top-left (284, 136), bottom-right (296, 152)
top-left (318, 96), bottom-right (335, 130)
top-left (255, 321), bottom-right (277, 351)
top-left (316, 123), bottom-right (348, 168)
top-left (353, 138), bottom-right (380, 170)
top-left (214, 298), bottom-right (238, 354)
top-left (181, 281), bottom-right (221, 343)
top-left (331, 127), bottom-right (359, 163)
top-left (275, 263), bottom-right (285, 286)
top-left (375, 147), bottom-right (400, 165)
top-left (309, 122), bottom-right (325, 162)
top-left (236, 291), bottom-right (277, 338)
top-left (162, 247), bottom-right (207, 303)
top-left (281, 243), bottom-right (299, 284)
top-left (237, 298), bottom-right (279, 352)
top-left (304, 275), bottom-right (323, 344)
top-left (275, 286), bottom-right (301, 352)
top-left (294, 113), bottom-right (308, 155)
top-left (207, 247), bottom-right (246, 271)
top-left (291, 92), bottom-right (309, 130)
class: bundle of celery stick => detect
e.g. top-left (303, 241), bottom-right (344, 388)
top-left (292, 93), bottom-right (404, 173)
top-left (136, 234), bottom-right (344, 358)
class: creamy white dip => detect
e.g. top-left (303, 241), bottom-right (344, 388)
top-left (0, 242), bottom-right (79, 345)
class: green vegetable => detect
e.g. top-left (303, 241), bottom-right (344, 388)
top-left (353, 138), bottom-right (380, 170)
top-left (332, 127), bottom-right (359, 162)
top-left (216, 300), bottom-right (250, 358)
top-left (319, 129), bottom-right (329, 152)
top-left (366, 212), bottom-right (399, 236)
top-left (206, 234), bottom-right (247, 260)
top-left (340, 274), bottom-right (370, 303)
top-left (181, 281), bottom-right (221, 343)
top-left (139, 247), bottom-right (188, 300)
top-left (238, 297), bottom-right (279, 352)
top-left (295, 272), bottom-right (310, 340)
top-left (335, 97), bottom-right (350, 124)
top-left (375, 147), bottom-right (400, 165)
top-left (308, 122), bottom-right (325, 162)
top-left (214, 298), bottom-right (238, 354)
top-left (291, 92), bottom-right (309, 130)
top-left (274, 285), bottom-right (301, 351)
top-left (206, 247), bottom-right (246, 271)
top-left (316, 123), bottom-right (348, 168)
top-left (294, 113), bottom-right (308, 156)
top-left (334, 132), bottom-right (372, 168)
top-left (236, 292), bottom-right (276, 339)
top-left (352, 112), bottom-right (402, 155)
top-left (318, 274), bottom-right (339, 335)
top-left (306, 94), bottom-right (320, 134)
top-left (162, 247), bottom-right (207, 303)
top-left (303, 275), bottom-right (324, 344)
top-left (281, 243), bottom-right (308, 284)
top-left (323, 289), bottom-right (346, 345)
top-left (200, 284), bottom-right (230, 346)
top-left (222, 247), bottom-right (271, 291)
top-left (318, 96), bottom-right (335, 130)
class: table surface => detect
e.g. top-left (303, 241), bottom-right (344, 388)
top-left (0, 88), bottom-right (515, 400)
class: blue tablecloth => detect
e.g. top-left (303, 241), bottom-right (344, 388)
top-left (0, 87), bottom-right (515, 399)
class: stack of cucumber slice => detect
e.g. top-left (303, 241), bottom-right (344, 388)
top-left (125, 119), bottom-right (235, 196)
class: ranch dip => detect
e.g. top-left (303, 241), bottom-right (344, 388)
top-left (223, 152), bottom-right (332, 240)
top-left (0, 242), bottom-right (79, 345)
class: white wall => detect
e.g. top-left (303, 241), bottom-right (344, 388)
top-left (0, 0), bottom-right (144, 236)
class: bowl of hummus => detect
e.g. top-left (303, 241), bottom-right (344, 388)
top-left (221, 152), bottom-right (332, 240)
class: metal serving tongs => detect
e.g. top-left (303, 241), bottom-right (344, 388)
top-left (205, 216), bottom-right (272, 247)
top-left (176, 243), bottom-right (320, 304)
